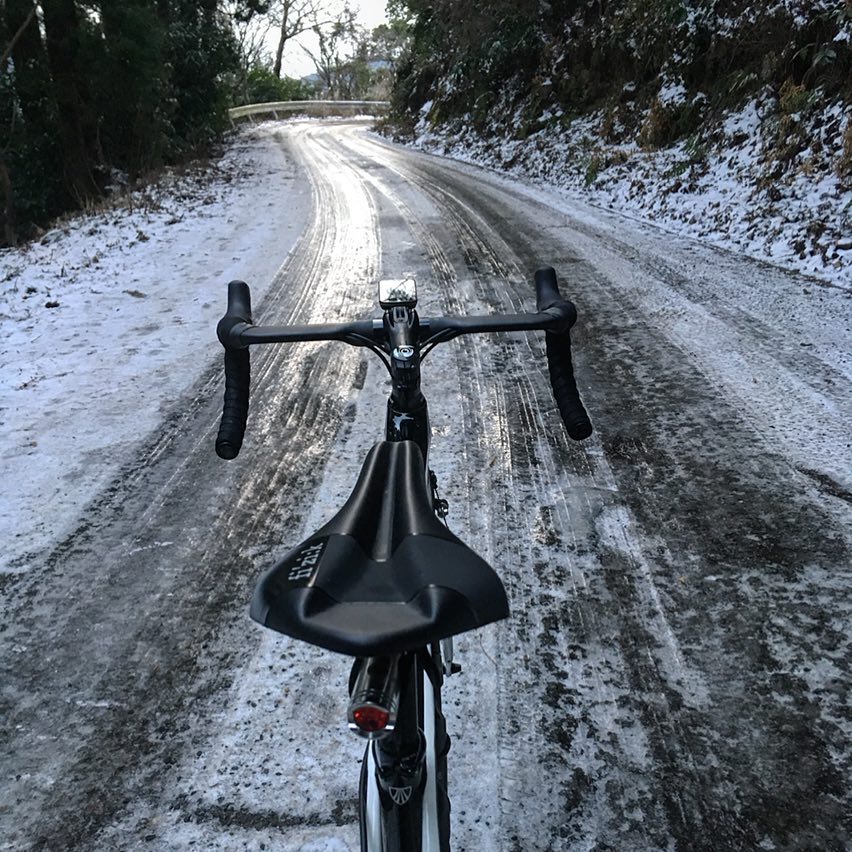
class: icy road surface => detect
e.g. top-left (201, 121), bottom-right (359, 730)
top-left (1, 120), bottom-right (850, 851)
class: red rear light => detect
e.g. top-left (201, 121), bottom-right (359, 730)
top-left (352, 704), bottom-right (391, 733)
top-left (348, 656), bottom-right (400, 738)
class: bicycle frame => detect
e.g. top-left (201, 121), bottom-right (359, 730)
top-left (357, 648), bottom-right (450, 851)
top-left (355, 303), bottom-right (450, 851)
top-left (215, 268), bottom-right (592, 852)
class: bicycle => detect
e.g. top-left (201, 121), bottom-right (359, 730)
top-left (215, 267), bottom-right (593, 851)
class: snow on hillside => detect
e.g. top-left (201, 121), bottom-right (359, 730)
top-left (410, 92), bottom-right (852, 290)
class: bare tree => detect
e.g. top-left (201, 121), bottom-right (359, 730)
top-left (269, 0), bottom-right (340, 79)
top-left (301, 4), bottom-right (358, 97)
top-left (226, 0), bottom-right (274, 66)
top-left (224, 0), bottom-right (275, 101)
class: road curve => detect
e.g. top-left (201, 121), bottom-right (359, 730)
top-left (1, 121), bottom-right (849, 851)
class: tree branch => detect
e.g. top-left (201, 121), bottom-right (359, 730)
top-left (0, 2), bottom-right (40, 70)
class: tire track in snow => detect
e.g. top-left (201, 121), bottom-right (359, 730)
top-left (396, 149), bottom-right (852, 848)
top-left (4, 121), bottom-right (849, 851)
top-left (336, 128), bottom-right (697, 849)
top-left (0, 123), bottom-right (381, 849)
top-left (338, 128), bottom-right (851, 848)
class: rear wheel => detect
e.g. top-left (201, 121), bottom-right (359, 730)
top-left (357, 648), bottom-right (451, 851)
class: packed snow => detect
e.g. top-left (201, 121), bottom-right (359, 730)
top-left (3, 109), bottom-right (850, 571)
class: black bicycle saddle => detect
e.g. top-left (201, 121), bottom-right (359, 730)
top-left (250, 440), bottom-right (509, 656)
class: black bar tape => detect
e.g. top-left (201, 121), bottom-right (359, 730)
top-left (534, 266), bottom-right (576, 332)
top-left (217, 280), bottom-right (253, 348)
top-left (216, 280), bottom-right (254, 460)
top-left (535, 266), bottom-right (561, 312)
top-left (545, 331), bottom-right (593, 441)
top-left (216, 348), bottom-right (250, 459)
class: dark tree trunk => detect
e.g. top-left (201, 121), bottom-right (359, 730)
top-left (273, 34), bottom-right (283, 77)
top-left (39, 0), bottom-right (102, 203)
top-left (273, 4), bottom-right (290, 78)
top-left (2, 0), bottom-right (66, 238)
top-left (0, 154), bottom-right (17, 246)
top-left (0, 0), bottom-right (36, 68)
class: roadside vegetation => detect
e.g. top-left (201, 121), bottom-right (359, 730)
top-left (6, 0), bottom-right (850, 276)
top-left (387, 0), bottom-right (852, 142)
top-left (381, 0), bottom-right (852, 280)
top-left (0, 0), bottom-right (402, 246)
top-left (1, 1), bottom-right (243, 246)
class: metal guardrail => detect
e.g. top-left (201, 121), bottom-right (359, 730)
top-left (229, 100), bottom-right (389, 123)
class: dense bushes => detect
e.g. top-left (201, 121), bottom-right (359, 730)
top-left (389, 0), bottom-right (852, 143)
top-left (241, 66), bottom-right (315, 104)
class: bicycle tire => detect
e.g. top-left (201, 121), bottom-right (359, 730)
top-left (359, 647), bottom-right (451, 852)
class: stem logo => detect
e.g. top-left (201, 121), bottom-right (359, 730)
top-left (389, 785), bottom-right (412, 806)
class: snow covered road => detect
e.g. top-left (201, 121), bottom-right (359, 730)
top-left (1, 120), bottom-right (850, 850)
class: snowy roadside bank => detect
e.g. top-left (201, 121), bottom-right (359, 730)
top-left (407, 92), bottom-right (852, 290)
top-left (0, 123), bottom-right (313, 572)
